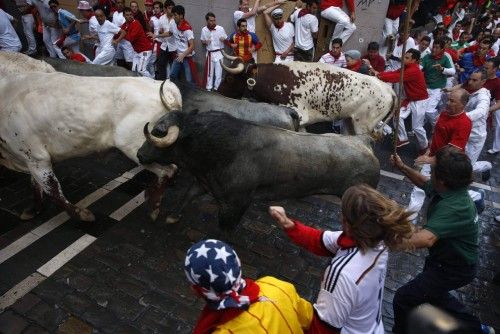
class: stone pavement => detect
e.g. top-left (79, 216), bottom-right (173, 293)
top-left (0, 134), bottom-right (499, 334)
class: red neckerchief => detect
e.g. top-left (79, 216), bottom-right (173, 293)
top-left (452, 30), bottom-right (460, 41)
top-left (346, 59), bottom-right (361, 72)
top-left (274, 21), bottom-right (284, 29)
top-left (432, 51), bottom-right (444, 60)
top-left (207, 24), bottom-right (216, 31)
top-left (193, 278), bottom-right (260, 334)
top-left (298, 8), bottom-right (310, 18)
top-left (329, 50), bottom-right (341, 61)
top-left (473, 52), bottom-right (487, 67)
top-left (177, 19), bottom-right (192, 32)
top-left (337, 232), bottom-right (357, 249)
top-left (154, 13), bottom-right (162, 19)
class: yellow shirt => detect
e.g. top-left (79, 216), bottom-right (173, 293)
top-left (213, 276), bottom-right (313, 334)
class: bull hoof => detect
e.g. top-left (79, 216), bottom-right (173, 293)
top-left (149, 208), bottom-right (160, 221)
top-left (20, 207), bottom-right (38, 220)
top-left (165, 215), bottom-right (180, 224)
top-left (76, 208), bottom-right (95, 222)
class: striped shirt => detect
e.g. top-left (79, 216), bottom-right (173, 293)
top-left (227, 31), bottom-right (262, 63)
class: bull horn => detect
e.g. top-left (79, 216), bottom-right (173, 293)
top-left (247, 78), bottom-right (256, 90)
top-left (220, 60), bottom-right (245, 74)
top-left (143, 122), bottom-right (180, 148)
top-left (221, 49), bottom-right (241, 61)
top-left (159, 80), bottom-right (170, 110)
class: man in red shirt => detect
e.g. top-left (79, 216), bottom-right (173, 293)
top-left (62, 45), bottom-right (88, 62)
top-left (406, 88), bottom-right (472, 222)
top-left (362, 42), bottom-right (385, 74)
top-left (114, 6), bottom-right (154, 77)
top-left (372, 48), bottom-right (429, 151)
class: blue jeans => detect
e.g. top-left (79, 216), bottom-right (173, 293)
top-left (169, 57), bottom-right (194, 84)
top-left (393, 257), bottom-right (482, 334)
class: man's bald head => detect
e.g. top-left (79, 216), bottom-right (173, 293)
top-left (447, 88), bottom-right (469, 115)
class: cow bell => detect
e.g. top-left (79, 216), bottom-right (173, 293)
top-left (247, 78), bottom-right (256, 91)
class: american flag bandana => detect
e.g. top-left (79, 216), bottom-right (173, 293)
top-left (185, 239), bottom-right (249, 310)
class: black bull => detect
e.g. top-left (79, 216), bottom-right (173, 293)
top-left (137, 111), bottom-right (380, 229)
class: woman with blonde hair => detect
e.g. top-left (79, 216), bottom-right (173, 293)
top-left (269, 184), bottom-right (413, 334)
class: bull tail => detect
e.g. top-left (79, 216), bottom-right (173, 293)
top-left (372, 92), bottom-right (397, 140)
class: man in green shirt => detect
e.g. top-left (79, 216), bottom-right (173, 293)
top-left (421, 38), bottom-right (456, 128)
top-left (390, 147), bottom-right (494, 334)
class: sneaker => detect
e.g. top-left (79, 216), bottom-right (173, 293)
top-left (396, 139), bottom-right (409, 148)
top-left (482, 169), bottom-right (491, 182)
top-left (480, 324), bottom-right (495, 334)
top-left (474, 189), bottom-right (486, 215)
top-left (487, 149), bottom-right (499, 155)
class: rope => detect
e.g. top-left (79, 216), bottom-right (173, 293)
top-left (392, 0), bottom-right (414, 154)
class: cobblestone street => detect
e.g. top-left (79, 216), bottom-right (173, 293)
top-left (0, 133), bottom-right (499, 334)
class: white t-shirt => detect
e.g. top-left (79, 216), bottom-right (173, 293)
top-left (88, 15), bottom-right (99, 35)
top-left (315, 231), bottom-right (387, 334)
top-left (165, 16), bottom-right (176, 52)
top-left (269, 22), bottom-right (294, 54)
top-left (465, 87), bottom-right (491, 141)
top-left (0, 9), bottom-right (22, 51)
top-left (200, 25), bottom-right (227, 61)
top-left (233, 10), bottom-right (256, 33)
top-left (387, 36), bottom-right (416, 71)
top-left (290, 8), bottom-right (318, 51)
top-left (319, 52), bottom-right (346, 67)
top-left (173, 25), bottom-right (194, 56)
top-left (112, 11), bottom-right (125, 28)
top-left (96, 20), bottom-right (121, 50)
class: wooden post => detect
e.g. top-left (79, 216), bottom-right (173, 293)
top-left (393, 0), bottom-right (414, 154)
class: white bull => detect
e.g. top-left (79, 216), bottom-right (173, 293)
top-left (218, 60), bottom-right (398, 135)
top-left (0, 51), bottom-right (56, 75)
top-left (0, 72), bottom-right (181, 221)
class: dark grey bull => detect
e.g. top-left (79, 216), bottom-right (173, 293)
top-left (175, 81), bottom-right (300, 131)
top-left (137, 111), bottom-right (380, 229)
top-left (43, 58), bottom-right (141, 77)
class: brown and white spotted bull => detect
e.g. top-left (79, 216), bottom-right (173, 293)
top-left (218, 57), bottom-right (397, 135)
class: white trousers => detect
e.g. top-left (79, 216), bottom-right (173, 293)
top-left (383, 17), bottom-right (399, 40)
top-left (115, 39), bottom-right (135, 62)
top-left (395, 99), bottom-right (428, 149)
top-left (92, 46), bottom-right (116, 65)
top-left (321, 6), bottom-right (356, 44)
top-left (205, 58), bottom-right (223, 90)
top-left (466, 137), bottom-right (492, 173)
top-left (425, 88), bottom-right (443, 127)
top-left (408, 164), bottom-right (483, 223)
top-left (132, 50), bottom-right (153, 77)
top-left (492, 109), bottom-right (500, 152)
top-left (53, 35), bottom-right (80, 59)
top-left (42, 25), bottom-right (61, 58)
top-left (21, 14), bottom-right (37, 54)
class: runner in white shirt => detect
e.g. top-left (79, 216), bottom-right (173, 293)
top-left (290, 0), bottom-right (319, 62)
top-left (269, 185), bottom-right (413, 334)
top-left (0, 8), bottom-right (22, 52)
top-left (319, 37), bottom-right (346, 67)
top-left (264, 7), bottom-right (294, 63)
top-left (200, 12), bottom-right (227, 91)
top-left (87, 9), bottom-right (121, 65)
top-left (387, 32), bottom-right (416, 71)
